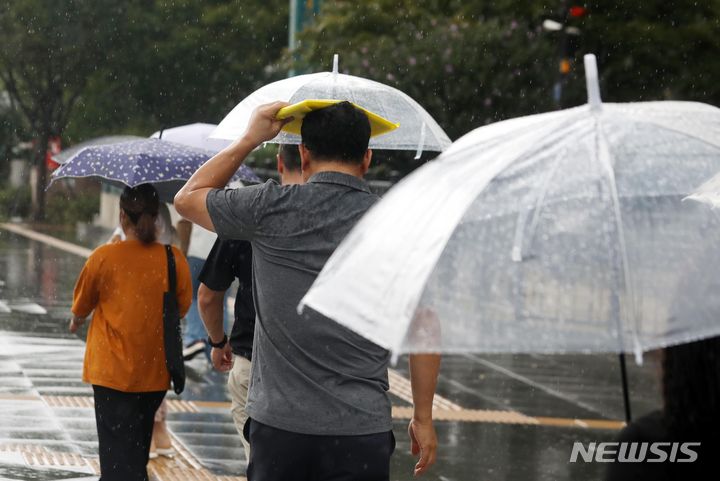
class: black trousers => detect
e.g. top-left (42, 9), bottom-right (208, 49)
top-left (92, 385), bottom-right (166, 481)
top-left (245, 418), bottom-right (395, 481)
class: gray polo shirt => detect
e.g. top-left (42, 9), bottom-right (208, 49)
top-left (206, 171), bottom-right (392, 435)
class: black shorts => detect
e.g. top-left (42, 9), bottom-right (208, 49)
top-left (245, 418), bottom-right (395, 481)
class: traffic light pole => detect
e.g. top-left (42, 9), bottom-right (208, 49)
top-left (553, 1), bottom-right (569, 109)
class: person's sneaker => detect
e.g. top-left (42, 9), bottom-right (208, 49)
top-left (182, 339), bottom-right (206, 360)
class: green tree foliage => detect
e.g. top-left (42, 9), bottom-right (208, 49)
top-left (1, 0), bottom-right (289, 216)
top-left (2, 0), bottom-right (719, 200)
top-left (292, 0), bottom-right (720, 143)
top-left (564, 0), bottom-right (720, 106)
top-left (291, 0), bottom-right (557, 140)
top-left (64, 0), bottom-right (289, 141)
top-left (0, 0), bottom-right (123, 218)
top-left (0, 97), bottom-right (22, 177)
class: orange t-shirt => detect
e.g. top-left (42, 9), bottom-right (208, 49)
top-left (72, 240), bottom-right (192, 392)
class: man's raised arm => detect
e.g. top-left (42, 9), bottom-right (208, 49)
top-left (174, 101), bottom-right (290, 230)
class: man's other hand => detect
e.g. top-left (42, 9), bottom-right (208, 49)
top-left (211, 343), bottom-right (233, 372)
top-left (408, 416), bottom-right (437, 477)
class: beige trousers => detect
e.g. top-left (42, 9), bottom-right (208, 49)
top-left (227, 355), bottom-right (252, 460)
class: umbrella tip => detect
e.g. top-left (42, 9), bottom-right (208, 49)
top-left (332, 53), bottom-right (339, 74)
top-left (584, 54), bottom-right (602, 110)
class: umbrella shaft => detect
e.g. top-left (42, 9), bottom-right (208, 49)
top-left (619, 353), bottom-right (632, 423)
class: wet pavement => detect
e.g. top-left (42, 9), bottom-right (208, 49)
top-left (0, 223), bottom-right (663, 480)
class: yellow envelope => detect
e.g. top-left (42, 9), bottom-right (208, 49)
top-left (276, 99), bottom-right (399, 137)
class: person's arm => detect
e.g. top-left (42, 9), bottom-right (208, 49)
top-left (174, 101), bottom-right (290, 230)
top-left (408, 353), bottom-right (441, 477)
top-left (69, 252), bottom-right (100, 333)
top-left (176, 220), bottom-right (192, 256)
top-left (69, 314), bottom-right (86, 333)
top-left (173, 248), bottom-right (193, 317)
top-left (198, 283), bottom-right (233, 372)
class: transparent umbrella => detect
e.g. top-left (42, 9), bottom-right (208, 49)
top-left (211, 54), bottom-right (452, 157)
top-left (150, 122), bottom-right (231, 153)
top-left (52, 135), bottom-right (143, 164)
top-left (300, 55), bottom-right (720, 419)
top-left (684, 171), bottom-right (720, 208)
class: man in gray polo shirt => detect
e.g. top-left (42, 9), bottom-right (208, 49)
top-left (175, 101), bottom-right (439, 480)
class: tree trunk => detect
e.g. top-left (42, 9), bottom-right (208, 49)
top-left (31, 127), bottom-right (50, 222)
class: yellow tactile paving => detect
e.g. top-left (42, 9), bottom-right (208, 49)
top-left (22, 450), bottom-right (89, 468)
top-left (86, 457), bottom-right (100, 473)
top-left (534, 416), bottom-right (625, 430)
top-left (167, 399), bottom-right (200, 413)
top-left (42, 395), bottom-right (94, 408)
top-left (1, 443), bottom-right (247, 481)
top-left (10, 392), bottom-right (623, 429)
top-left (388, 369), bottom-right (463, 411)
top-left (0, 443), bottom-right (48, 454)
top-left (0, 393), bottom-right (42, 402)
top-left (40, 395), bottom-right (199, 413)
top-left (193, 400), bottom-right (235, 409)
top-left (392, 406), bottom-right (539, 425)
top-left (146, 436), bottom-right (248, 481)
top-left (168, 432), bottom-right (204, 470)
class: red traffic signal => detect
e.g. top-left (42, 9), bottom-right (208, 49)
top-left (569, 6), bottom-right (587, 18)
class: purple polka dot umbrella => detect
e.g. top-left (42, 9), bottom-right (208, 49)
top-left (49, 138), bottom-right (260, 202)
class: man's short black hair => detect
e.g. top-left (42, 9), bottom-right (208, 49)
top-left (300, 101), bottom-right (371, 164)
top-left (278, 144), bottom-right (301, 172)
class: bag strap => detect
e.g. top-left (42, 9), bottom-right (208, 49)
top-left (165, 245), bottom-right (177, 294)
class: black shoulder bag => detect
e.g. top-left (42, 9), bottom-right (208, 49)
top-left (163, 245), bottom-right (185, 394)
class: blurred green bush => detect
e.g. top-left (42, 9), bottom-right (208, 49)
top-left (0, 185), bottom-right (31, 220)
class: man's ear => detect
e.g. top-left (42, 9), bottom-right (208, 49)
top-left (276, 154), bottom-right (285, 176)
top-left (299, 144), bottom-right (311, 172)
top-left (360, 149), bottom-right (372, 175)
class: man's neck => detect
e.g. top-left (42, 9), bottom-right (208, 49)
top-left (307, 161), bottom-right (365, 179)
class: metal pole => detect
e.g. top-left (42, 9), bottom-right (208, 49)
top-left (554, 0), bottom-right (569, 109)
top-left (288, 0), bottom-right (301, 54)
top-left (288, 0), bottom-right (323, 77)
top-left (288, 0), bottom-right (300, 77)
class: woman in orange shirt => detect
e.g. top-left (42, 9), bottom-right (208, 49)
top-left (70, 184), bottom-right (192, 481)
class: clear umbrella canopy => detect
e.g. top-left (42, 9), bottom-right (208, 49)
top-left (684, 171), bottom-right (720, 207)
top-left (300, 55), bottom-right (720, 364)
top-left (151, 122), bottom-right (231, 154)
top-left (52, 135), bottom-right (143, 164)
top-left (211, 55), bottom-right (452, 155)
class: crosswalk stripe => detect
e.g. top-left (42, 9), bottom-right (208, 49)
top-left (6, 302), bottom-right (47, 315)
